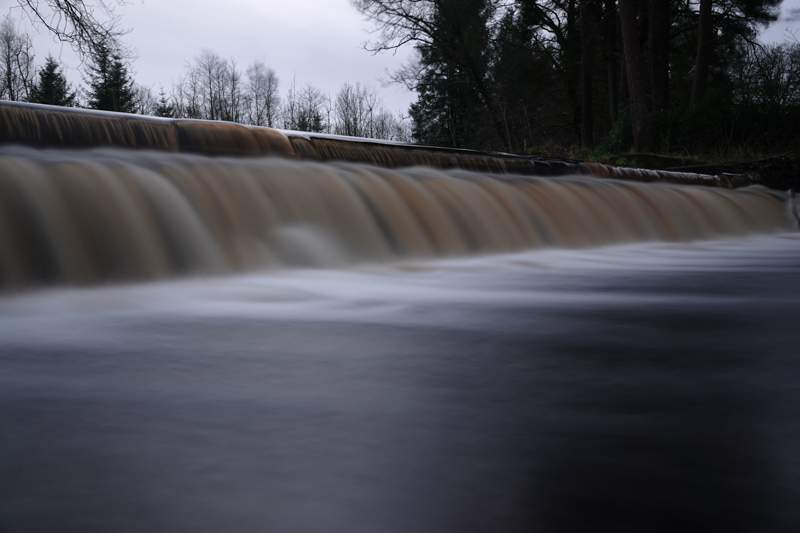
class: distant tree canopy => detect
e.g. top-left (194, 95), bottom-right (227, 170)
top-left (28, 55), bottom-right (76, 106)
top-left (167, 50), bottom-right (411, 141)
top-left (356, 0), bottom-right (795, 155)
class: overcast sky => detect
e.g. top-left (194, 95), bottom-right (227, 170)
top-left (2, 0), bottom-right (417, 113)
top-left (2, 0), bottom-right (799, 115)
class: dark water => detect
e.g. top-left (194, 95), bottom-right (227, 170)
top-left (2, 235), bottom-right (799, 532)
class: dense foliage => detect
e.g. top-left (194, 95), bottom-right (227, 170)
top-left (357, 0), bottom-right (797, 156)
top-left (85, 39), bottom-right (136, 113)
top-left (28, 56), bottom-right (77, 107)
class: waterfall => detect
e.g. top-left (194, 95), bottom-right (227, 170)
top-left (0, 146), bottom-right (789, 290)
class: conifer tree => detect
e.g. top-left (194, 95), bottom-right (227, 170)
top-left (28, 56), bottom-right (76, 106)
top-left (154, 89), bottom-right (174, 117)
top-left (86, 39), bottom-right (135, 113)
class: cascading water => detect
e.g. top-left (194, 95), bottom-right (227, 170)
top-left (0, 146), bottom-right (790, 290)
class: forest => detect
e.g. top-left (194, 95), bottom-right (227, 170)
top-left (2, 0), bottom-right (799, 162)
top-left (355, 0), bottom-right (799, 160)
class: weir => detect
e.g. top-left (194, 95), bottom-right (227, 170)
top-left (0, 145), bottom-right (790, 290)
top-left (0, 102), bottom-right (792, 290)
top-left (0, 101), bottom-right (738, 186)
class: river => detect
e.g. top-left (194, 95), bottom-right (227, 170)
top-left (2, 234), bottom-right (799, 532)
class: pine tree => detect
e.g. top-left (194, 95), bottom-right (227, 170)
top-left (154, 89), bottom-right (174, 117)
top-left (28, 56), bottom-right (76, 106)
top-left (406, 0), bottom-right (499, 149)
top-left (86, 39), bottom-right (135, 113)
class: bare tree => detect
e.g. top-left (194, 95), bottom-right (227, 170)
top-left (173, 50), bottom-right (244, 122)
top-left (132, 83), bottom-right (156, 115)
top-left (352, 0), bottom-right (437, 52)
top-left (334, 82), bottom-right (376, 137)
top-left (281, 76), bottom-right (298, 129)
top-left (371, 109), bottom-right (395, 140)
top-left (220, 58), bottom-right (242, 122)
top-left (14, 0), bottom-right (123, 57)
top-left (172, 65), bottom-right (202, 118)
top-left (731, 43), bottom-right (800, 107)
top-left (332, 81), bottom-right (410, 141)
top-left (245, 61), bottom-right (280, 126)
top-left (0, 16), bottom-right (35, 101)
top-left (391, 113), bottom-right (413, 143)
top-left (282, 80), bottom-right (326, 132)
top-left (296, 84), bottom-right (327, 132)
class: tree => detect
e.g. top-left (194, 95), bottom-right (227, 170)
top-left (85, 39), bottom-right (136, 112)
top-left (691, 0), bottom-right (714, 109)
top-left (691, 0), bottom-right (782, 109)
top-left (331, 82), bottom-right (406, 140)
top-left (354, 0), bottom-right (509, 149)
top-left (0, 16), bottom-right (35, 101)
top-left (649, 0), bottom-right (670, 115)
top-left (580, 0), bottom-right (601, 146)
top-left (334, 82), bottom-right (376, 137)
top-left (154, 89), bottom-right (174, 118)
top-left (283, 83), bottom-right (326, 132)
top-left (132, 83), bottom-right (156, 115)
top-left (245, 61), bottom-right (280, 126)
top-left (14, 0), bottom-right (124, 57)
top-left (28, 55), bottom-right (76, 106)
top-left (619, 0), bottom-right (650, 151)
top-left (173, 50), bottom-right (244, 122)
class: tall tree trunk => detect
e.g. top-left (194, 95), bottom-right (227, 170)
top-left (619, 0), bottom-right (650, 151)
top-left (565, 0), bottom-right (580, 144)
top-left (691, 0), bottom-right (713, 109)
top-left (604, 0), bottom-right (619, 124)
top-left (463, 60), bottom-right (512, 151)
top-left (580, 0), bottom-right (599, 147)
top-left (637, 1), bottom-right (652, 105)
top-left (648, 0), bottom-right (670, 113)
top-left (4, 51), bottom-right (15, 101)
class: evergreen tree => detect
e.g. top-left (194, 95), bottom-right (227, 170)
top-left (154, 89), bottom-right (174, 117)
top-left (86, 39), bottom-right (135, 113)
top-left (28, 56), bottom-right (76, 106)
top-left (409, 0), bottom-right (498, 149)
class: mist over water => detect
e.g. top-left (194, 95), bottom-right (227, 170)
top-left (0, 146), bottom-right (790, 290)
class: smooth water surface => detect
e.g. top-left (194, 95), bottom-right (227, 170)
top-left (2, 234), bottom-right (799, 532)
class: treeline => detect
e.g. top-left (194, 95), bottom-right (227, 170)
top-left (0, 16), bottom-right (411, 142)
top-left (356, 0), bottom-right (799, 156)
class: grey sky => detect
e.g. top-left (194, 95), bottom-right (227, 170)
top-left (2, 0), bottom-right (417, 113)
top-left (761, 0), bottom-right (800, 41)
top-left (3, 0), bottom-right (799, 115)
